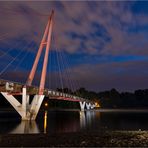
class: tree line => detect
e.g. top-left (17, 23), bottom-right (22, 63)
top-left (0, 88), bottom-right (148, 109)
top-left (57, 87), bottom-right (148, 109)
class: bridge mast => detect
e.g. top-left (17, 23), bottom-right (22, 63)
top-left (26, 10), bottom-right (54, 91)
top-left (1, 10), bottom-right (54, 121)
top-left (39, 11), bottom-right (54, 95)
top-left (0, 10), bottom-right (97, 121)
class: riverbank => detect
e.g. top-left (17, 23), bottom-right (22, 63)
top-left (0, 131), bottom-right (148, 147)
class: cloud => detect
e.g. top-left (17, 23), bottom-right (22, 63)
top-left (0, 1), bottom-right (148, 92)
top-left (1, 58), bottom-right (148, 92)
top-left (66, 60), bottom-right (148, 92)
top-left (0, 1), bottom-right (148, 56)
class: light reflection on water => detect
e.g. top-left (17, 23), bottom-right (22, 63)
top-left (10, 121), bottom-right (39, 134)
top-left (44, 110), bottom-right (47, 134)
top-left (0, 110), bottom-right (148, 134)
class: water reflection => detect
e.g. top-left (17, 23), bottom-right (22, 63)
top-left (1, 110), bottom-right (148, 134)
top-left (10, 120), bottom-right (39, 134)
top-left (79, 111), bottom-right (100, 130)
top-left (86, 111), bottom-right (95, 126)
top-left (10, 110), bottom-right (48, 134)
top-left (79, 111), bottom-right (86, 128)
top-left (50, 112), bottom-right (79, 133)
top-left (44, 110), bottom-right (48, 134)
top-left (9, 111), bottom-right (100, 134)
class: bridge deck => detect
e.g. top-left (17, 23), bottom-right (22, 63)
top-left (0, 79), bottom-right (91, 103)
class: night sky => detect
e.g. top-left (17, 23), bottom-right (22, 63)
top-left (0, 1), bottom-right (148, 92)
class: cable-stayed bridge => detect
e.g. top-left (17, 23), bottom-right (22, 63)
top-left (0, 10), bottom-right (97, 120)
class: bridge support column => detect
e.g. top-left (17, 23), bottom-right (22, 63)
top-left (86, 103), bottom-right (91, 110)
top-left (93, 104), bottom-right (96, 108)
top-left (1, 92), bottom-right (23, 117)
top-left (79, 101), bottom-right (86, 111)
top-left (28, 95), bottom-right (44, 120)
top-left (22, 87), bottom-right (27, 119)
top-left (21, 92), bottom-right (45, 120)
top-left (1, 87), bottom-right (45, 121)
top-left (90, 104), bottom-right (95, 109)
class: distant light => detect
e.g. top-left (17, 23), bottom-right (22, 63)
top-left (45, 102), bottom-right (48, 107)
top-left (95, 102), bottom-right (100, 108)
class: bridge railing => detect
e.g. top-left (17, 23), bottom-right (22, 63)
top-left (0, 79), bottom-right (92, 103)
top-left (45, 89), bottom-right (87, 102)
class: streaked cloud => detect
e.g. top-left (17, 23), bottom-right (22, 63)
top-left (0, 1), bottom-right (148, 55)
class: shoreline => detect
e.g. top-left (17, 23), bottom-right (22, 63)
top-left (1, 108), bottom-right (148, 112)
top-left (0, 131), bottom-right (148, 147)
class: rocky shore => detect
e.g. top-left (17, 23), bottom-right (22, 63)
top-left (0, 131), bottom-right (148, 147)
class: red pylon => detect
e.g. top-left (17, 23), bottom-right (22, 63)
top-left (26, 10), bottom-right (54, 95)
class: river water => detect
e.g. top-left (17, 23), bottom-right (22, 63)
top-left (0, 109), bottom-right (148, 134)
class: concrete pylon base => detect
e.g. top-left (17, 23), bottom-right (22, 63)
top-left (86, 103), bottom-right (91, 110)
top-left (1, 87), bottom-right (45, 120)
top-left (79, 101), bottom-right (86, 111)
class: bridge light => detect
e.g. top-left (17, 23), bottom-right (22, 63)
top-left (45, 102), bottom-right (48, 107)
top-left (95, 102), bottom-right (100, 108)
